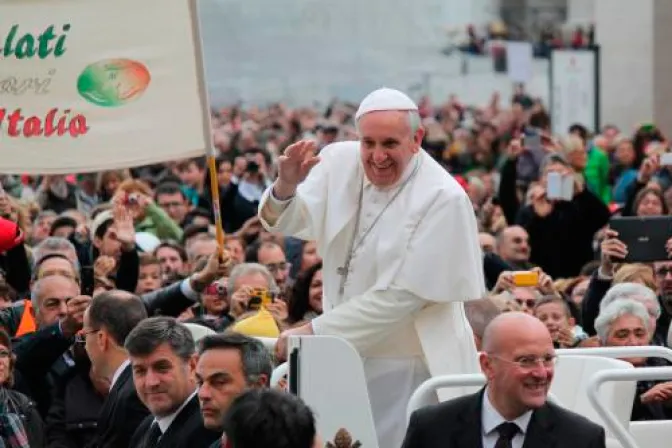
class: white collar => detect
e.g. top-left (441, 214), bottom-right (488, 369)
top-left (481, 387), bottom-right (533, 437)
top-left (362, 152), bottom-right (421, 190)
top-left (110, 359), bottom-right (130, 389)
top-left (156, 389), bottom-right (198, 434)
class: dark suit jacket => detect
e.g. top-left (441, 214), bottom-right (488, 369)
top-left (401, 390), bottom-right (606, 448)
top-left (88, 364), bottom-right (149, 448)
top-left (129, 394), bottom-right (220, 448)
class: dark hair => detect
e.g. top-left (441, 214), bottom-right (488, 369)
top-left (568, 123), bottom-right (589, 143)
top-left (125, 316), bottom-right (195, 361)
top-left (183, 208), bottom-right (212, 227)
top-left (88, 290), bottom-right (148, 346)
top-left (199, 332), bottom-right (273, 387)
top-left (182, 224), bottom-right (210, 246)
top-left (49, 216), bottom-right (78, 236)
top-left (287, 261), bottom-right (322, 324)
top-left (245, 240), bottom-right (282, 264)
top-left (139, 253), bottom-right (160, 267)
top-left (533, 295), bottom-right (572, 317)
top-left (0, 329), bottom-right (15, 387)
top-left (154, 241), bottom-right (188, 262)
top-left (223, 389), bottom-right (316, 448)
top-left (155, 181), bottom-right (187, 200)
top-left (95, 218), bottom-right (114, 240)
top-left (633, 187), bottom-right (669, 215)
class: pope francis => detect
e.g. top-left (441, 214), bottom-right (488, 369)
top-left (258, 87), bottom-right (485, 447)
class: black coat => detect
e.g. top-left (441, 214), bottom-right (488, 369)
top-left (87, 364), bottom-right (149, 448)
top-left (402, 389), bottom-right (606, 448)
top-left (45, 364), bottom-right (105, 448)
top-left (129, 394), bottom-right (220, 448)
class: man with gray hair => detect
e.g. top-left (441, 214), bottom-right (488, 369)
top-left (126, 316), bottom-right (220, 447)
top-left (195, 332), bottom-right (273, 447)
top-left (227, 262), bottom-right (281, 320)
top-left (259, 87), bottom-right (485, 447)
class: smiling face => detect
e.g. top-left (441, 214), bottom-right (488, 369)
top-left (358, 110), bottom-right (424, 188)
top-left (480, 314), bottom-right (555, 419)
top-left (130, 343), bottom-right (196, 417)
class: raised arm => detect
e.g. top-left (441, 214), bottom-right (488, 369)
top-left (258, 139), bottom-right (325, 239)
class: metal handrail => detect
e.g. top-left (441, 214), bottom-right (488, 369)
top-left (406, 373), bottom-right (486, 422)
top-left (271, 362), bottom-right (288, 388)
top-left (556, 346), bottom-right (672, 364)
top-left (586, 367), bottom-right (672, 448)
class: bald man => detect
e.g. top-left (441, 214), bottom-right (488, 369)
top-left (402, 312), bottom-right (606, 448)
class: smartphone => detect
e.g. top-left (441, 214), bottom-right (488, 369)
top-left (546, 173), bottom-right (574, 201)
top-left (546, 172), bottom-right (563, 200)
top-left (512, 271), bottom-right (539, 287)
top-left (661, 152), bottom-right (672, 166)
top-left (525, 133), bottom-right (542, 152)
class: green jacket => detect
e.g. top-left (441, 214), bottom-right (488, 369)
top-left (584, 146), bottom-right (611, 204)
top-left (136, 202), bottom-right (183, 241)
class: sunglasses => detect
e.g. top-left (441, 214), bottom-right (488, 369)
top-left (515, 298), bottom-right (536, 308)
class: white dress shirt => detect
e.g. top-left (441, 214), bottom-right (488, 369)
top-left (481, 388), bottom-right (533, 448)
top-left (155, 389), bottom-right (198, 434)
top-left (109, 359), bottom-right (131, 390)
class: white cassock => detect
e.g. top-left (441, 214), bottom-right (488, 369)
top-left (259, 141), bottom-right (485, 448)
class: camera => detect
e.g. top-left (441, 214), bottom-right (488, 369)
top-left (245, 160), bottom-right (259, 174)
top-left (247, 287), bottom-right (275, 311)
top-left (125, 193), bottom-right (139, 205)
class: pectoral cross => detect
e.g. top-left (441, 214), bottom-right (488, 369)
top-left (336, 261), bottom-right (352, 297)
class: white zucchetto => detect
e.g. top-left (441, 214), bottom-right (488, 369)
top-left (355, 87), bottom-right (418, 120)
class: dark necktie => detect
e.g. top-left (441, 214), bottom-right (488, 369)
top-left (145, 421), bottom-right (162, 448)
top-left (494, 422), bottom-right (519, 448)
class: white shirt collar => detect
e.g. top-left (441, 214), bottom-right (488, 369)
top-left (110, 359), bottom-right (130, 389)
top-left (481, 387), bottom-right (533, 437)
top-left (362, 152), bottom-right (421, 190)
top-left (156, 389), bottom-right (198, 434)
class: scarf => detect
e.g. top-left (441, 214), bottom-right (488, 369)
top-left (0, 389), bottom-right (30, 448)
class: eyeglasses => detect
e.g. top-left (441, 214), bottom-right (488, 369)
top-left (656, 267), bottom-right (672, 277)
top-left (265, 262), bottom-right (289, 274)
top-left (75, 328), bottom-right (99, 344)
top-left (489, 354), bottom-right (557, 370)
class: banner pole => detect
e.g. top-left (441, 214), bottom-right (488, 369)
top-left (206, 153), bottom-right (226, 257)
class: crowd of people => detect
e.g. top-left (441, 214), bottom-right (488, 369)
top-left (0, 83), bottom-right (669, 447)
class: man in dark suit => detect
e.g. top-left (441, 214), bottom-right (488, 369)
top-left (83, 290), bottom-right (150, 448)
top-left (125, 316), bottom-right (220, 448)
top-left (402, 312), bottom-right (606, 448)
top-left (194, 333), bottom-right (273, 448)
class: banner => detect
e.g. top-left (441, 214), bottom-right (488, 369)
top-left (0, 0), bottom-right (211, 174)
top-left (550, 48), bottom-right (600, 135)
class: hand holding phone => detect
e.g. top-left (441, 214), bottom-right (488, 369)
top-left (546, 172), bottom-right (573, 201)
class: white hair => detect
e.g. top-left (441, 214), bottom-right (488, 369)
top-left (355, 110), bottom-right (421, 134)
top-left (32, 237), bottom-right (79, 270)
top-left (600, 282), bottom-right (660, 319)
top-left (595, 299), bottom-right (651, 344)
top-left (227, 263), bottom-right (277, 294)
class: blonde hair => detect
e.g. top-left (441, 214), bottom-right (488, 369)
top-left (560, 134), bottom-right (585, 155)
top-left (116, 178), bottom-right (153, 197)
top-left (614, 263), bottom-right (656, 291)
top-left (489, 293), bottom-right (522, 312)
